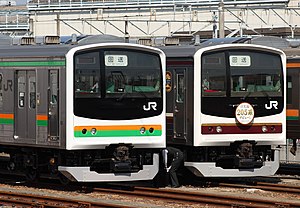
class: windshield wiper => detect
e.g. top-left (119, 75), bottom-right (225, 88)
top-left (243, 91), bottom-right (253, 100)
top-left (259, 90), bottom-right (271, 100)
top-left (116, 92), bottom-right (130, 101)
top-left (132, 86), bottom-right (151, 98)
top-left (242, 84), bottom-right (256, 99)
top-left (243, 88), bottom-right (271, 100)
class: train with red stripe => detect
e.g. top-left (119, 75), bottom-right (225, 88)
top-left (159, 40), bottom-right (286, 177)
top-left (0, 36), bottom-right (166, 183)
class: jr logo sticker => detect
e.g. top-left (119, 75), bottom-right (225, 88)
top-left (143, 102), bottom-right (157, 111)
top-left (265, 101), bottom-right (278, 110)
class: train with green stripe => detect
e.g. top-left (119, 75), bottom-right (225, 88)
top-left (0, 37), bottom-right (166, 183)
top-left (280, 47), bottom-right (300, 163)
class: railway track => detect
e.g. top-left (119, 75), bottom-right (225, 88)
top-left (90, 186), bottom-right (300, 208)
top-left (0, 176), bottom-right (299, 208)
top-left (0, 188), bottom-right (133, 208)
top-left (218, 181), bottom-right (300, 195)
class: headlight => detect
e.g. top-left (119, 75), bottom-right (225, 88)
top-left (140, 127), bottom-right (146, 134)
top-left (91, 128), bottom-right (97, 135)
top-left (262, 126), bottom-right (268, 133)
top-left (216, 126), bottom-right (222, 133)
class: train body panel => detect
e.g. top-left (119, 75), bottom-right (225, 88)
top-left (161, 43), bottom-right (286, 177)
top-left (0, 42), bottom-right (166, 182)
top-left (280, 48), bottom-right (300, 165)
top-left (0, 54), bottom-right (67, 149)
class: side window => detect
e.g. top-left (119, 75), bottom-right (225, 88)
top-left (29, 76), bottom-right (36, 109)
top-left (0, 74), bottom-right (2, 110)
top-left (202, 52), bottom-right (226, 97)
top-left (74, 51), bottom-right (100, 96)
top-left (50, 71), bottom-right (58, 104)
top-left (176, 74), bottom-right (184, 103)
top-left (18, 76), bottom-right (25, 108)
top-left (287, 75), bottom-right (292, 105)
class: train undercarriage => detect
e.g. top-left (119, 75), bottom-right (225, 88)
top-left (0, 144), bottom-right (158, 183)
top-left (184, 141), bottom-right (279, 177)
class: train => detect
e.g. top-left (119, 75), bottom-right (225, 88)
top-left (0, 36), bottom-right (166, 183)
top-left (280, 47), bottom-right (300, 164)
top-left (0, 34), bottom-right (291, 183)
top-left (159, 40), bottom-right (287, 177)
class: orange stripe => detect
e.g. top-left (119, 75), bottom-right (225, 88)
top-left (287, 109), bottom-right (299, 117)
top-left (287, 63), bottom-right (300, 68)
top-left (36, 115), bottom-right (48, 120)
top-left (74, 125), bottom-right (162, 131)
top-left (0, 114), bottom-right (14, 119)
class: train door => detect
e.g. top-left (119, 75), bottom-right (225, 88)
top-left (48, 70), bottom-right (59, 141)
top-left (173, 69), bottom-right (187, 142)
top-left (15, 70), bottom-right (36, 143)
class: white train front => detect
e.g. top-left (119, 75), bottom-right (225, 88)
top-left (0, 40), bottom-right (166, 182)
top-left (161, 42), bottom-right (286, 177)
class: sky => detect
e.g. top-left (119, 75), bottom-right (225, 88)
top-left (16, 0), bottom-right (27, 5)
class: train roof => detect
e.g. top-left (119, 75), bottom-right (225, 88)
top-left (158, 37), bottom-right (253, 58)
top-left (0, 34), bottom-right (127, 58)
top-left (158, 45), bottom-right (202, 58)
top-left (282, 48), bottom-right (300, 60)
top-left (0, 44), bottom-right (72, 58)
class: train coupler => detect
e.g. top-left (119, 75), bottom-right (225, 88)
top-left (90, 144), bottom-right (141, 173)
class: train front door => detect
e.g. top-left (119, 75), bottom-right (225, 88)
top-left (15, 70), bottom-right (36, 143)
top-left (173, 69), bottom-right (186, 142)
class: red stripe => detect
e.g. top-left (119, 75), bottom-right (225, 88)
top-left (202, 124), bottom-right (282, 134)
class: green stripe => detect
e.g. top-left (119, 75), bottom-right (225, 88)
top-left (287, 116), bottom-right (299, 121)
top-left (37, 120), bottom-right (48, 126)
top-left (0, 61), bottom-right (65, 67)
top-left (74, 130), bottom-right (162, 137)
top-left (0, 118), bottom-right (14, 124)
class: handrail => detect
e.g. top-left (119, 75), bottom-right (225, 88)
top-left (27, 0), bottom-right (289, 10)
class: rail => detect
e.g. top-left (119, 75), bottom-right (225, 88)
top-left (91, 186), bottom-right (300, 207)
top-left (0, 11), bottom-right (29, 32)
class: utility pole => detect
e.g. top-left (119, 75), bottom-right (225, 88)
top-left (56, 13), bottom-right (60, 37)
top-left (218, 0), bottom-right (225, 38)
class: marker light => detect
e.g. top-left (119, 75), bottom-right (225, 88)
top-left (91, 128), bottom-right (97, 135)
top-left (140, 127), bottom-right (146, 134)
top-left (216, 126), bottom-right (222, 133)
top-left (270, 125), bottom-right (276, 132)
top-left (82, 129), bottom-right (87, 134)
top-left (149, 127), bottom-right (154, 134)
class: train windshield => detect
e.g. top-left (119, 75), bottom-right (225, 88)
top-left (201, 49), bottom-right (284, 117)
top-left (74, 48), bottom-right (163, 120)
top-left (202, 50), bottom-right (283, 98)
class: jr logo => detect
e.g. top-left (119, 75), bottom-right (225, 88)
top-left (265, 101), bottom-right (278, 110)
top-left (143, 102), bottom-right (157, 111)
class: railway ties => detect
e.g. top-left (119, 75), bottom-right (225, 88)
top-left (0, 188), bottom-right (133, 208)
